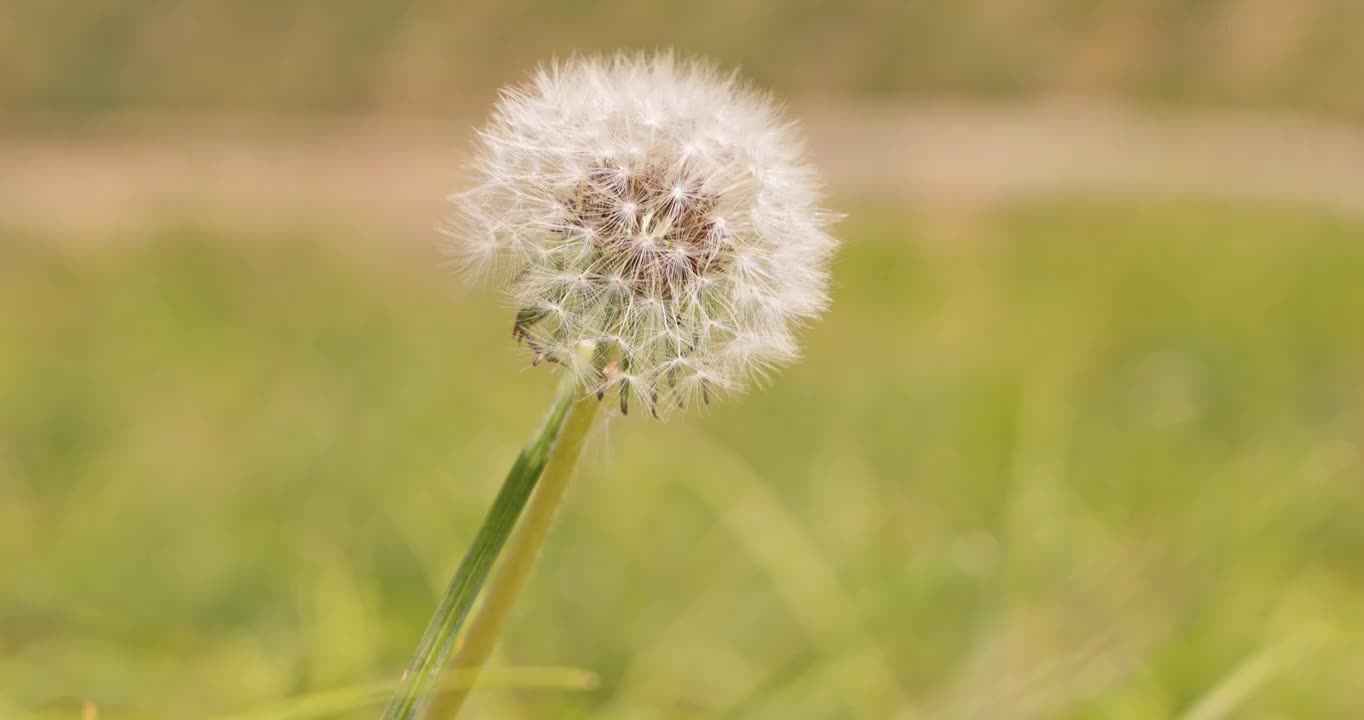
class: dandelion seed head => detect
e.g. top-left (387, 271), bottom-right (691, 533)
top-left (449, 53), bottom-right (838, 417)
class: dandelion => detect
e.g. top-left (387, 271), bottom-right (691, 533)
top-left (450, 53), bottom-right (839, 417)
top-left (386, 53), bottom-right (838, 719)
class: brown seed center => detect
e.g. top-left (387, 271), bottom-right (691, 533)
top-left (560, 160), bottom-right (730, 298)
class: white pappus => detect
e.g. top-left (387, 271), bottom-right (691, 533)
top-left (448, 53), bottom-right (839, 418)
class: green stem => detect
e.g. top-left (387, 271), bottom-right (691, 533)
top-left (382, 366), bottom-right (587, 720)
top-left (431, 384), bottom-right (601, 718)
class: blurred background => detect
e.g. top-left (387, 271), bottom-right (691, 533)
top-left (3, 2), bottom-right (1363, 718)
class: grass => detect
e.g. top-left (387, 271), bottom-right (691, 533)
top-left (1, 199), bottom-right (1363, 718)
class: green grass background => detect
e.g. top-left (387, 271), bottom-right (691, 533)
top-left (3, 200), bottom-right (1362, 718)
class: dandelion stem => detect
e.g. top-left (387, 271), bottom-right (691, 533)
top-left (430, 367), bottom-right (602, 718)
top-left (382, 355), bottom-right (594, 720)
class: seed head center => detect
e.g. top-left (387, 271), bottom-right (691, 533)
top-left (560, 159), bottom-right (731, 299)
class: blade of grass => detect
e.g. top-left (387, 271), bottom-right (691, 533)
top-left (428, 372), bottom-right (603, 717)
top-left (218, 666), bottom-right (598, 720)
top-left (1181, 637), bottom-right (1304, 720)
top-left (381, 366), bottom-right (585, 720)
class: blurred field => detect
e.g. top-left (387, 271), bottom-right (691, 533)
top-left (4, 0), bottom-right (1364, 118)
top-left (5, 104), bottom-right (1364, 238)
top-left (3, 200), bottom-right (1363, 718)
top-left (6, 0), bottom-right (1364, 717)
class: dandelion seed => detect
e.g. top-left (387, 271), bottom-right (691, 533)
top-left (448, 53), bottom-right (839, 417)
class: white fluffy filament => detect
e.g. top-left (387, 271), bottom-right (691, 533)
top-left (449, 53), bottom-right (838, 418)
